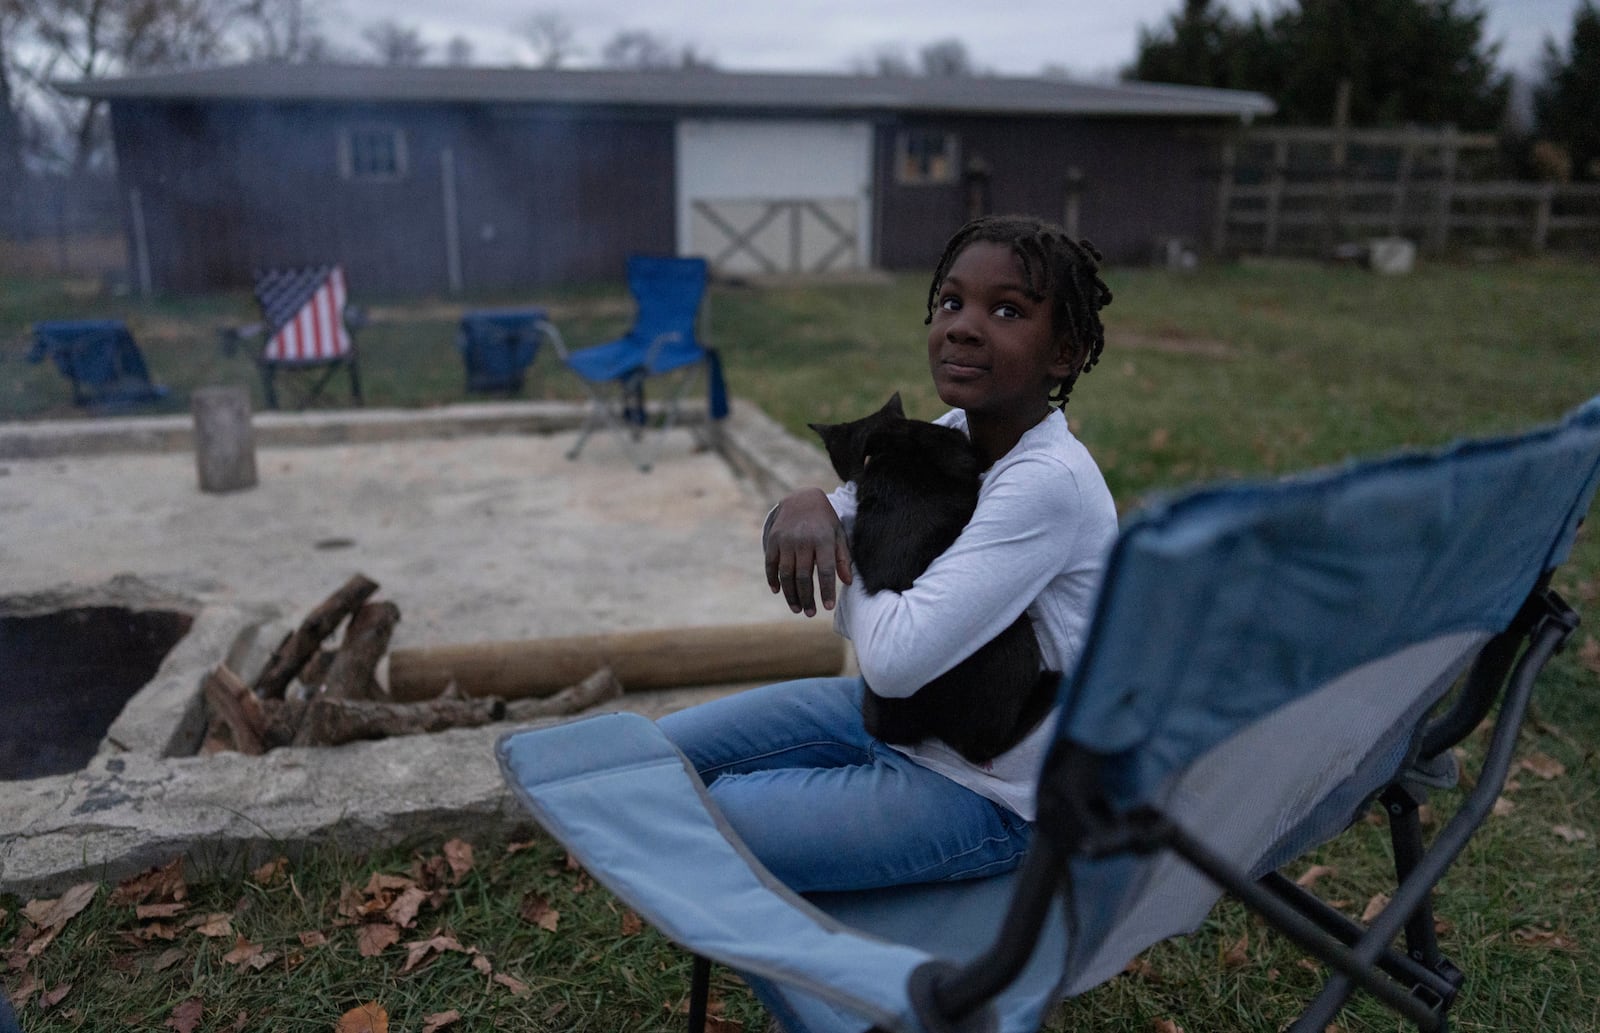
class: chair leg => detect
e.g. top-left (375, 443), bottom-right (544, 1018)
top-left (565, 405), bottom-right (605, 462)
top-left (260, 365), bottom-right (280, 410)
top-left (1380, 784), bottom-right (1446, 970)
top-left (687, 955), bottom-right (712, 1033)
top-left (567, 384), bottom-right (656, 472)
top-left (348, 355), bottom-right (364, 405)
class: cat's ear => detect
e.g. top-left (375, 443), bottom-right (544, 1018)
top-left (884, 392), bottom-right (905, 417)
top-left (808, 421), bottom-right (839, 442)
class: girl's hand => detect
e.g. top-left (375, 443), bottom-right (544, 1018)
top-left (764, 488), bottom-right (853, 617)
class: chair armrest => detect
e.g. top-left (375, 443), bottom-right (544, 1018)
top-left (217, 323), bottom-right (264, 358)
top-left (538, 320), bottom-right (571, 362)
top-left (642, 330), bottom-right (684, 369)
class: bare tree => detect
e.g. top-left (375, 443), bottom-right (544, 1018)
top-left (918, 39), bottom-right (974, 77)
top-left (600, 29), bottom-right (673, 69)
top-left (600, 28), bottom-right (714, 71)
top-left (516, 10), bottom-right (578, 69)
top-left (232, 0), bottom-right (334, 63)
top-left (858, 41), bottom-right (976, 78)
top-left (0, 2), bottom-right (26, 231)
top-left (11, 0), bottom-right (233, 175)
top-left (361, 19), bottom-right (428, 66)
top-left (677, 42), bottom-right (716, 71)
top-left (444, 34), bottom-right (473, 67)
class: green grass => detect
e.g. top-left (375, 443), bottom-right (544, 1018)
top-left (2, 255), bottom-right (1598, 1031)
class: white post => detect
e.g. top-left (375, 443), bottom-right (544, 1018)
top-left (440, 148), bottom-right (464, 295)
top-left (129, 186), bottom-right (153, 297)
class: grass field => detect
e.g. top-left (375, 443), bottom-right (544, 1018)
top-left (2, 254), bottom-right (1598, 1032)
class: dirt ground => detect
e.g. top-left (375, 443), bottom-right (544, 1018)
top-left (0, 424), bottom-right (802, 651)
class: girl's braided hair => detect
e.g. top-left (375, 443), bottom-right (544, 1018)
top-left (924, 215), bottom-right (1113, 409)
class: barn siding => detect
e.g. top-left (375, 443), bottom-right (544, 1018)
top-left (876, 115), bottom-right (1225, 268)
top-left (110, 94), bottom-right (1231, 295)
top-left (113, 100), bottom-right (677, 294)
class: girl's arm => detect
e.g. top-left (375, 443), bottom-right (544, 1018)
top-left (840, 455), bottom-right (1086, 697)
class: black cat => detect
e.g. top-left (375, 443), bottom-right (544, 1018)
top-left (809, 394), bottom-right (1058, 764)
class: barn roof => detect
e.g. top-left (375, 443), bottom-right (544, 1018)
top-left (60, 63), bottom-right (1274, 120)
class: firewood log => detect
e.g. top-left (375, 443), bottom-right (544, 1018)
top-left (202, 665), bottom-right (267, 755)
top-left (503, 667), bottom-right (623, 720)
top-left (287, 695), bottom-right (506, 747)
top-left (252, 574), bottom-right (379, 699)
top-left (323, 600), bottom-right (400, 700)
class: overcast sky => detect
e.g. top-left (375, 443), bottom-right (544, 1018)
top-left (330, 0), bottom-right (1584, 80)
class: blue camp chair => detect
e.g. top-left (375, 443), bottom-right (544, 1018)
top-left (27, 320), bottom-right (169, 409)
top-left (555, 254), bottom-right (729, 472)
top-left (499, 394), bottom-right (1600, 1033)
top-left (457, 308), bottom-right (557, 395)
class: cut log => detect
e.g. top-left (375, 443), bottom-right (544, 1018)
top-left (323, 600), bottom-right (401, 700)
top-left (252, 574), bottom-right (380, 699)
top-left (503, 667), bottom-right (623, 721)
top-left (387, 621), bottom-right (846, 702)
top-left (202, 665), bottom-right (267, 755)
top-left (287, 695), bottom-right (506, 748)
top-left (191, 384), bottom-right (258, 494)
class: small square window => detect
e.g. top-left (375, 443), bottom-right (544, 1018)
top-left (340, 126), bottom-right (407, 181)
top-left (896, 130), bottom-right (958, 185)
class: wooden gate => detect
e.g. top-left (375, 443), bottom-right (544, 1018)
top-left (690, 198), bottom-right (861, 275)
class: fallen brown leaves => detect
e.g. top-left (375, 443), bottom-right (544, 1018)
top-left (421, 1009), bottom-right (463, 1032)
top-left (165, 997), bottom-right (203, 1033)
top-left (1220, 932), bottom-right (1250, 969)
top-left (1510, 927), bottom-right (1580, 951)
top-left (336, 1001), bottom-right (388, 1033)
top-left (0, 837), bottom-right (545, 1032)
top-left (1577, 635), bottom-right (1600, 676)
top-left (519, 893), bottom-right (561, 933)
top-left (1294, 864), bottom-right (1336, 889)
top-left (7, 881), bottom-right (97, 969)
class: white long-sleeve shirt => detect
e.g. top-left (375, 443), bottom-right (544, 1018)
top-left (821, 407), bottom-right (1118, 820)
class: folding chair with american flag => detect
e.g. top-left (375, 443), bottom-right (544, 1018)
top-left (248, 265), bottom-right (364, 410)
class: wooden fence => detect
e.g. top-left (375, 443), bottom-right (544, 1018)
top-left (1213, 126), bottom-right (1600, 256)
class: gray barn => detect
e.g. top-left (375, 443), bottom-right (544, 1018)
top-left (64, 64), bottom-right (1273, 296)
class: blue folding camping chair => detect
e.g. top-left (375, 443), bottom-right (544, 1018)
top-left (457, 308), bottom-right (558, 395)
top-left (27, 320), bottom-right (169, 409)
top-left (555, 254), bottom-right (729, 472)
top-left (499, 394), bottom-right (1600, 1033)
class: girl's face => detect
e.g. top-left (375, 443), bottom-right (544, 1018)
top-left (926, 241), bottom-right (1076, 427)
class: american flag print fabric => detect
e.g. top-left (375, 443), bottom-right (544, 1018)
top-left (257, 266), bottom-right (352, 363)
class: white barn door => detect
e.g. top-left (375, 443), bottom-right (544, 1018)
top-left (676, 119), bottom-right (873, 275)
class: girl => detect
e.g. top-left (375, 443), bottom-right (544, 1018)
top-left (658, 215), bottom-right (1118, 893)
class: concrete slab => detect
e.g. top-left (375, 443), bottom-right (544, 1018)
top-left (0, 399), bottom-right (844, 894)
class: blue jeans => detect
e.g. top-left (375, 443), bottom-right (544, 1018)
top-left (657, 676), bottom-right (1032, 894)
